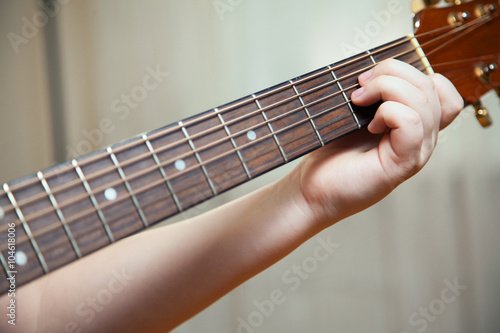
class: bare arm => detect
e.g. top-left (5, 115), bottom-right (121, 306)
top-left (0, 60), bottom-right (463, 332)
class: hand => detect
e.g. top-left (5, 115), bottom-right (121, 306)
top-left (289, 59), bottom-right (463, 227)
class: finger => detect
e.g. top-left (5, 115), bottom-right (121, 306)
top-left (355, 59), bottom-right (442, 135)
top-left (428, 73), bottom-right (464, 129)
top-left (358, 59), bottom-right (435, 92)
top-left (352, 75), bottom-right (427, 108)
top-left (351, 75), bottom-right (436, 135)
top-left (368, 101), bottom-right (427, 178)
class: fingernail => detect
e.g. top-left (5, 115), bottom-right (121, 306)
top-left (351, 86), bottom-right (365, 99)
top-left (358, 68), bottom-right (373, 83)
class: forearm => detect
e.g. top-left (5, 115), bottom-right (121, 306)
top-left (4, 170), bottom-right (321, 332)
top-left (0, 59), bottom-right (463, 333)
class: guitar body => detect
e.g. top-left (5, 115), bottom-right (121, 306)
top-left (0, 1), bottom-right (499, 332)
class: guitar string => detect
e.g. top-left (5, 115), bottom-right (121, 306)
top-left (430, 53), bottom-right (500, 69)
top-left (0, 52), bottom-right (489, 255)
top-left (434, 57), bottom-right (500, 82)
top-left (0, 13), bottom-right (493, 241)
top-left (6, 81), bottom-right (363, 232)
top-left (2, 9), bottom-right (487, 195)
top-left (5, 64), bottom-right (377, 211)
top-left (0, 13), bottom-right (496, 254)
top-left (2, 57), bottom-right (481, 264)
top-left (0, 9), bottom-right (494, 231)
top-left (0, 57), bottom-right (494, 266)
top-left (3, 44), bottom-right (435, 227)
top-left (1, 41), bottom-right (408, 194)
top-left (0, 12), bottom-right (487, 214)
top-left (0, 88), bottom-right (403, 255)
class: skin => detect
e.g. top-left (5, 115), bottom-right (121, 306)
top-left (0, 60), bottom-right (463, 332)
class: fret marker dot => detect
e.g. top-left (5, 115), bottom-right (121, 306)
top-left (104, 188), bottom-right (117, 201)
top-left (15, 251), bottom-right (27, 266)
top-left (0, 207), bottom-right (4, 220)
top-left (247, 130), bottom-right (257, 141)
top-left (175, 159), bottom-right (186, 171)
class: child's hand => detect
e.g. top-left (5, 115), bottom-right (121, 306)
top-left (291, 59), bottom-right (464, 227)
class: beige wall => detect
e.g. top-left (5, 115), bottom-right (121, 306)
top-left (1, 1), bottom-right (499, 332)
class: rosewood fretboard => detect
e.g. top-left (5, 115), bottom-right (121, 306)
top-left (0, 36), bottom-right (429, 294)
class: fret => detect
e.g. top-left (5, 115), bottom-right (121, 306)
top-left (333, 52), bottom-right (378, 130)
top-left (77, 154), bottom-right (145, 241)
top-left (183, 113), bottom-right (248, 193)
top-left (112, 136), bottom-right (179, 224)
top-left (294, 66), bottom-right (358, 143)
top-left (143, 134), bottom-right (183, 213)
top-left (254, 81), bottom-right (321, 161)
top-left (329, 65), bottom-right (361, 129)
top-left (3, 184), bottom-right (49, 273)
top-left (0, 252), bottom-right (9, 293)
top-left (0, 189), bottom-right (45, 289)
top-left (7, 176), bottom-right (80, 272)
top-left (179, 121), bottom-right (218, 195)
top-left (216, 110), bottom-right (253, 180)
top-left (366, 49), bottom-right (377, 65)
top-left (149, 122), bottom-right (213, 210)
top-left (253, 94), bottom-right (288, 163)
top-left (72, 160), bottom-right (115, 243)
top-left (107, 147), bottom-right (149, 228)
top-left (219, 96), bottom-right (283, 178)
top-left (0, 249), bottom-right (9, 277)
top-left (0, 198), bottom-right (11, 293)
top-left (45, 164), bottom-right (111, 255)
top-left (37, 171), bottom-right (82, 258)
top-left (372, 36), bottom-right (427, 73)
top-left (290, 80), bottom-right (325, 147)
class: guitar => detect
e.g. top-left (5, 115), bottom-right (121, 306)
top-left (0, 0), bottom-right (498, 296)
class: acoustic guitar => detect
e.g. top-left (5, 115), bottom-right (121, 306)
top-left (0, 0), bottom-right (498, 296)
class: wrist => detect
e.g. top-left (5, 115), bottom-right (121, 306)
top-left (272, 167), bottom-right (335, 238)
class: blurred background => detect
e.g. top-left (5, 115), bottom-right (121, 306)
top-left (1, 0), bottom-right (499, 332)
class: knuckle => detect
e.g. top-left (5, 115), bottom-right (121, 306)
top-left (422, 75), bottom-right (437, 93)
top-left (405, 110), bottom-right (422, 128)
top-left (415, 89), bottom-right (431, 108)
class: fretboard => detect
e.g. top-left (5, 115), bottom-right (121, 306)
top-left (0, 35), bottom-right (430, 294)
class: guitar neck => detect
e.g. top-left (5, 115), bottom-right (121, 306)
top-left (0, 35), bottom-right (429, 294)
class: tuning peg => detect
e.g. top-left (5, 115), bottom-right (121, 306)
top-left (475, 3), bottom-right (498, 19)
top-left (448, 11), bottom-right (471, 25)
top-left (412, 0), bottom-right (440, 13)
top-left (445, 0), bottom-right (463, 5)
top-left (475, 63), bottom-right (499, 85)
top-left (474, 102), bottom-right (493, 127)
top-left (422, 0), bottom-right (440, 6)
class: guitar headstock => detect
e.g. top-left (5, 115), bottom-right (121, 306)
top-left (414, 0), bottom-right (500, 126)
